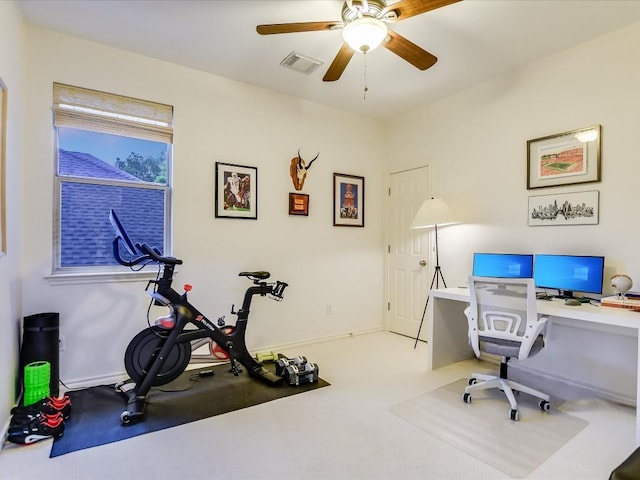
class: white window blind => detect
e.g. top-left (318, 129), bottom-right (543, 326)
top-left (53, 83), bottom-right (173, 144)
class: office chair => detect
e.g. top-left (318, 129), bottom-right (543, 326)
top-left (462, 276), bottom-right (551, 421)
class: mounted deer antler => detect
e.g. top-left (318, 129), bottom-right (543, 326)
top-left (289, 149), bottom-right (319, 191)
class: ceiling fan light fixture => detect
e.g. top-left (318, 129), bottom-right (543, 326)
top-left (342, 17), bottom-right (388, 53)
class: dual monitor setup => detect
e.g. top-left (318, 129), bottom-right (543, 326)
top-left (472, 252), bottom-right (605, 300)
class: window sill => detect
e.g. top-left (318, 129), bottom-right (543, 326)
top-left (44, 269), bottom-right (160, 286)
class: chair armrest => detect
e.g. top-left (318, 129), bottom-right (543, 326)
top-left (464, 306), bottom-right (481, 358)
top-left (517, 315), bottom-right (549, 359)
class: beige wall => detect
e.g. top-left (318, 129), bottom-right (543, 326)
top-left (7, 3), bottom-right (640, 400)
top-left (385, 21), bottom-right (640, 288)
top-left (22, 27), bottom-right (386, 386)
top-left (384, 21), bottom-right (640, 399)
top-left (0, 0), bottom-right (25, 431)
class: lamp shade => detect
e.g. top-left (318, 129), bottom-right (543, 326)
top-left (342, 17), bottom-right (388, 53)
top-left (410, 198), bottom-right (458, 229)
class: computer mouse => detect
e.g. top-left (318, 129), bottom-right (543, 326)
top-left (564, 298), bottom-right (582, 306)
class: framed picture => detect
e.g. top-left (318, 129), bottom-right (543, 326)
top-left (0, 78), bottom-right (6, 255)
top-left (527, 125), bottom-right (601, 189)
top-left (333, 173), bottom-right (364, 227)
top-left (289, 192), bottom-right (309, 216)
top-left (528, 190), bottom-right (599, 226)
top-left (215, 162), bottom-right (257, 219)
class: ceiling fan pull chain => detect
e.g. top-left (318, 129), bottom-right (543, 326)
top-left (363, 51), bottom-right (369, 100)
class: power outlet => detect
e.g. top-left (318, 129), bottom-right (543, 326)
top-left (59, 335), bottom-right (65, 351)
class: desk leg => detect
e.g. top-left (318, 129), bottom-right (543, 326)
top-left (428, 296), bottom-right (474, 371)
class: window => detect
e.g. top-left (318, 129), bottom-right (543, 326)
top-left (52, 83), bottom-right (173, 274)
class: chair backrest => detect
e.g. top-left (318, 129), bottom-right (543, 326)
top-left (464, 276), bottom-right (547, 360)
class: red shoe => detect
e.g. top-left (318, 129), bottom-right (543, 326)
top-left (12, 395), bottom-right (71, 419)
top-left (7, 414), bottom-right (65, 445)
top-left (10, 411), bottom-right (63, 426)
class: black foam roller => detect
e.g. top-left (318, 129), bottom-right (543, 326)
top-left (20, 312), bottom-right (60, 397)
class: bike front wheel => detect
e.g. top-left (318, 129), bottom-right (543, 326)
top-left (124, 327), bottom-right (191, 386)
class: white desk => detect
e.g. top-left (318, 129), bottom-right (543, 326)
top-left (427, 287), bottom-right (640, 445)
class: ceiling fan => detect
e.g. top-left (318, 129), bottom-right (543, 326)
top-left (256, 0), bottom-right (461, 82)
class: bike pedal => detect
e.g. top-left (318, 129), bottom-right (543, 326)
top-left (116, 382), bottom-right (136, 393)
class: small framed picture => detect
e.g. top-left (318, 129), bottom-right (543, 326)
top-left (215, 162), bottom-right (257, 219)
top-left (527, 125), bottom-right (601, 189)
top-left (528, 190), bottom-right (599, 226)
top-left (289, 193), bottom-right (309, 216)
top-left (333, 173), bottom-right (364, 227)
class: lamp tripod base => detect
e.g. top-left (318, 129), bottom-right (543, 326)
top-left (414, 265), bottom-right (447, 349)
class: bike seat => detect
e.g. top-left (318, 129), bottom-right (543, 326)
top-left (239, 271), bottom-right (270, 280)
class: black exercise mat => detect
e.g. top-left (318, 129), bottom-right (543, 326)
top-left (50, 363), bottom-right (329, 457)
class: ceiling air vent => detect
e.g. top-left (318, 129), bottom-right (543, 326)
top-left (280, 52), bottom-right (324, 75)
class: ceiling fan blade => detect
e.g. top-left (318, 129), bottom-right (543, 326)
top-left (382, 0), bottom-right (461, 21)
top-left (323, 43), bottom-right (356, 82)
top-left (256, 21), bottom-right (342, 35)
top-left (383, 30), bottom-right (437, 70)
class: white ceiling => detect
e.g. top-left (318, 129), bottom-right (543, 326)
top-left (17, 0), bottom-right (640, 120)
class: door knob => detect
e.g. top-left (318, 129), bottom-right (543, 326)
top-left (419, 260), bottom-right (427, 267)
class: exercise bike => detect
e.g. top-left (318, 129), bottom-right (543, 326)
top-left (109, 210), bottom-right (288, 424)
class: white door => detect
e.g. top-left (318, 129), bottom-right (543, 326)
top-left (387, 166), bottom-right (431, 340)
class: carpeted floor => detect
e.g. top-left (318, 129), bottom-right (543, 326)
top-left (51, 363), bottom-right (329, 457)
top-left (1, 334), bottom-right (634, 480)
top-left (389, 378), bottom-right (589, 479)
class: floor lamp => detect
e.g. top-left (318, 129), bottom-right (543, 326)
top-left (410, 198), bottom-right (459, 348)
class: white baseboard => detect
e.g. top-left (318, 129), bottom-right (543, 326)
top-left (509, 363), bottom-right (636, 407)
top-left (1, 417), bottom-right (9, 449)
top-left (477, 352), bottom-right (635, 406)
top-left (60, 327), bottom-right (384, 391)
top-left (253, 327), bottom-right (383, 354)
top-left (61, 372), bottom-right (128, 392)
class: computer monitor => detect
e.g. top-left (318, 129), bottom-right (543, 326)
top-left (472, 253), bottom-right (534, 278)
top-left (534, 254), bottom-right (605, 298)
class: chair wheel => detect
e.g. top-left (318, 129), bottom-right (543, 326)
top-left (539, 400), bottom-right (551, 412)
top-left (462, 393), bottom-right (472, 404)
top-left (509, 409), bottom-right (519, 421)
top-left (468, 378), bottom-right (477, 386)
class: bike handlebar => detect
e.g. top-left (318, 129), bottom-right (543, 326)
top-left (271, 281), bottom-right (288, 300)
top-left (109, 211), bottom-right (285, 297)
top-left (112, 237), bottom-right (183, 267)
top-left (110, 209), bottom-right (182, 268)
top-left (136, 242), bottom-right (183, 265)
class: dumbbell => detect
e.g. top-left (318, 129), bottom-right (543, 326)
top-left (255, 351), bottom-right (279, 364)
top-left (275, 355), bottom-right (306, 375)
top-left (282, 361), bottom-right (320, 386)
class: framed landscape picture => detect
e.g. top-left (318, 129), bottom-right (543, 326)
top-left (215, 162), bottom-right (257, 219)
top-left (333, 173), bottom-right (364, 227)
top-left (527, 125), bottom-right (601, 189)
top-left (528, 190), bottom-right (599, 226)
